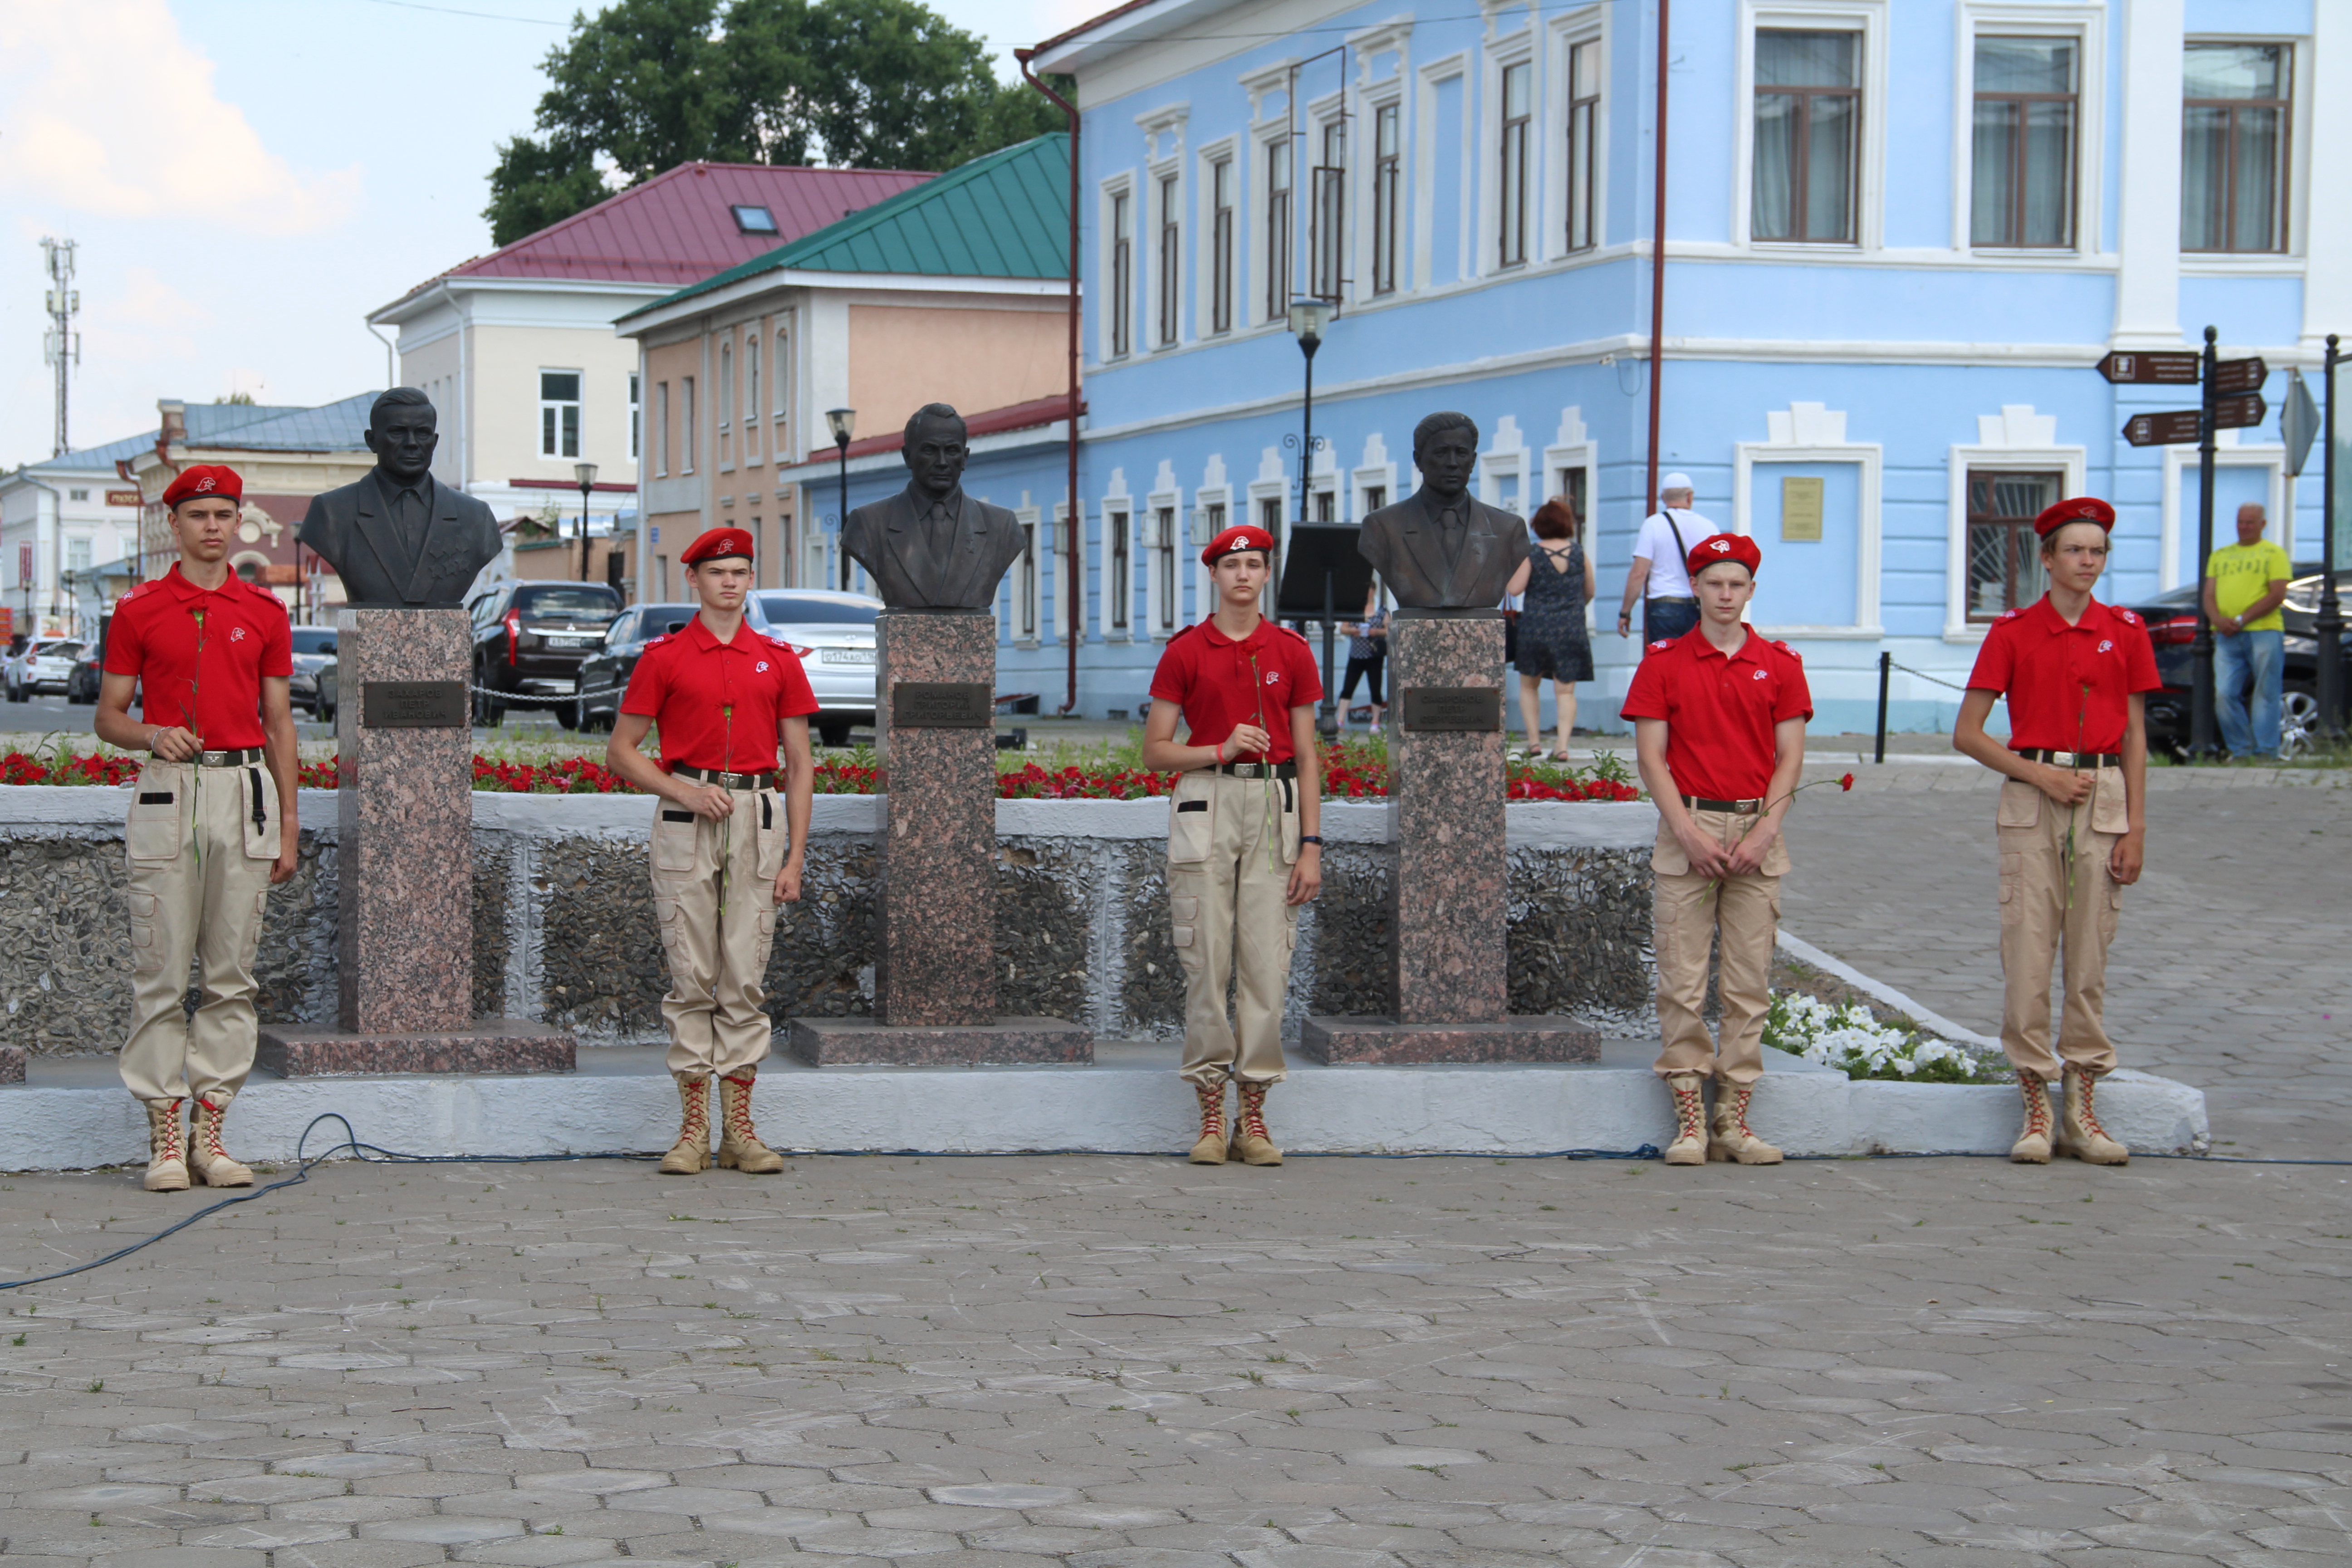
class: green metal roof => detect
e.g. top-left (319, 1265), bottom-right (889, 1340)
top-left (622, 133), bottom-right (1068, 321)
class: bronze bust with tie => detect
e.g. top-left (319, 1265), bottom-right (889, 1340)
top-left (842, 404), bottom-right (1029, 610)
top-left (297, 388), bottom-right (502, 606)
top-left (1357, 412), bottom-right (1529, 611)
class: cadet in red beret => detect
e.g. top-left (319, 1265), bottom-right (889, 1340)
top-left (1620, 531), bottom-right (1810, 1166)
top-left (1954, 495), bottom-right (2156, 1166)
top-left (605, 525), bottom-right (818, 1175)
top-left (94, 464), bottom-right (298, 1193)
top-left (1140, 523), bottom-right (1323, 1166)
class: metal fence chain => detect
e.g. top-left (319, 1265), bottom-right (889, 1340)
top-left (1886, 660), bottom-right (1973, 694)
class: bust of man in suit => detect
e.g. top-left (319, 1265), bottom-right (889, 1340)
top-left (842, 403), bottom-right (1028, 611)
top-left (1357, 412), bottom-right (1528, 610)
top-left (298, 388), bottom-right (502, 607)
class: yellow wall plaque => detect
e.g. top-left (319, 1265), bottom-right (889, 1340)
top-left (1780, 475), bottom-right (1825, 541)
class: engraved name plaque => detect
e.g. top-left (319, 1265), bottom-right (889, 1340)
top-left (891, 681), bottom-right (995, 729)
top-left (361, 680), bottom-right (469, 729)
top-left (1399, 685), bottom-right (1502, 732)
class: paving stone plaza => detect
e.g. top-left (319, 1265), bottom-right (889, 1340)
top-left (2, 766), bottom-right (2347, 1567)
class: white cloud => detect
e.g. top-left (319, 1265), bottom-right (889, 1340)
top-left (0, 0), bottom-right (359, 235)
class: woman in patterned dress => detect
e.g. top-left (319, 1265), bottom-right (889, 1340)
top-left (1505, 497), bottom-right (1596, 760)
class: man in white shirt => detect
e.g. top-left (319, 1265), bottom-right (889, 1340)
top-left (1615, 473), bottom-right (1716, 644)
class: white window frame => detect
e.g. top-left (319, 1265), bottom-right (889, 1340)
top-left (1146, 465), bottom-right (1185, 639)
top-left (1547, 6), bottom-right (1608, 262)
top-left (655, 381), bottom-right (669, 476)
top-left (1195, 136), bottom-right (1241, 338)
top-left (1352, 432), bottom-right (1397, 523)
top-left (1191, 472), bottom-right (1233, 627)
top-left (680, 377), bottom-right (696, 475)
top-left (1255, 124), bottom-right (1294, 328)
top-left (1012, 497), bottom-right (1044, 646)
top-left (1483, 24), bottom-right (1538, 279)
top-left (1100, 174), bottom-right (1136, 361)
top-left (1103, 486), bottom-right (1133, 637)
top-left (538, 368), bottom-right (583, 460)
top-left (1359, 83), bottom-right (1407, 300)
top-left (2179, 31), bottom-right (2312, 268)
top-left (1305, 89), bottom-right (1348, 302)
top-left (1733, 0), bottom-right (1889, 255)
top-left (1152, 160), bottom-right (1185, 348)
top-left (1413, 53), bottom-right (1473, 292)
top-left (1943, 405), bottom-right (2084, 639)
top-left (772, 323), bottom-right (793, 461)
top-left (1541, 407), bottom-right (1598, 627)
top-left (1731, 402), bottom-right (1884, 637)
top-left (1951, 3), bottom-right (2106, 257)
top-left (744, 333), bottom-right (760, 465)
top-left (629, 372), bottom-right (641, 463)
top-left (1048, 501), bottom-right (1082, 646)
top-left (1475, 415), bottom-right (1532, 516)
top-left (716, 338), bottom-right (734, 472)
top-left (2161, 437), bottom-right (2286, 592)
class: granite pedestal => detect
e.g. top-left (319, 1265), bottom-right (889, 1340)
top-left (1305, 612), bottom-right (1597, 1064)
top-left (858, 609), bottom-right (1092, 1065)
top-left (258, 608), bottom-right (574, 1079)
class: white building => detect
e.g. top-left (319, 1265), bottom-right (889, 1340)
top-left (0, 430), bottom-right (151, 640)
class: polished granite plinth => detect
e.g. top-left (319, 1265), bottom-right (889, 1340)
top-left (336, 607), bottom-right (473, 1034)
top-left (789, 1016), bottom-right (1093, 1067)
top-left (875, 610), bottom-right (999, 1029)
top-left (1388, 614), bottom-right (1508, 1025)
top-left (1301, 1016), bottom-right (1601, 1065)
top-left (256, 1020), bottom-right (575, 1078)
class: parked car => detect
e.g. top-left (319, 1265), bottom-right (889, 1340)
top-left (314, 657), bottom-right (338, 726)
top-left (574, 599), bottom-right (778, 735)
top-left (285, 626), bottom-right (338, 717)
top-left (2122, 562), bottom-right (2347, 757)
top-left (5, 637), bottom-right (83, 700)
top-left (65, 642), bottom-right (103, 704)
top-left (753, 590), bottom-right (882, 749)
top-left (465, 582), bottom-right (623, 730)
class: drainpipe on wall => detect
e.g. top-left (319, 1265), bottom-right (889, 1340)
top-left (23, 475), bottom-right (62, 636)
top-left (1015, 48), bottom-right (1082, 719)
top-left (1645, 0), bottom-right (1671, 515)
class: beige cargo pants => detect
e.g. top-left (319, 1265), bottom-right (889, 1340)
top-left (1996, 769), bottom-right (2126, 1080)
top-left (119, 759), bottom-right (279, 1105)
top-left (1650, 809), bottom-right (1789, 1088)
top-left (650, 789), bottom-right (791, 1077)
top-left (1167, 769), bottom-right (1301, 1086)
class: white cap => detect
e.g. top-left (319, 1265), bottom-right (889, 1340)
top-left (1661, 471), bottom-right (1694, 493)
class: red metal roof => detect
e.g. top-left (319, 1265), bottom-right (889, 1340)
top-left (415, 163), bottom-right (935, 293)
top-left (834, 392), bottom-right (1084, 461)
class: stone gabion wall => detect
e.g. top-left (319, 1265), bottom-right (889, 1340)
top-left (0, 808), bottom-right (1653, 1054)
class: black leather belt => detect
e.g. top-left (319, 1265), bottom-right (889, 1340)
top-left (171, 747), bottom-right (263, 767)
top-left (1649, 595), bottom-right (1700, 607)
top-left (671, 764), bottom-right (777, 790)
top-left (1202, 760), bottom-right (1298, 780)
top-left (1683, 794), bottom-right (1763, 814)
top-left (2014, 749), bottom-right (2121, 768)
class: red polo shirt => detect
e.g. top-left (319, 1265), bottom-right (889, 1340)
top-left (1965, 595), bottom-right (2160, 752)
top-left (1620, 625), bottom-right (1813, 800)
top-left (103, 565), bottom-right (292, 750)
top-left (620, 614), bottom-right (819, 773)
top-left (1149, 616), bottom-right (1324, 764)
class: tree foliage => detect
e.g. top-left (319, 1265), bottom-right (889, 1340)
top-left (485, 0), bottom-right (1068, 246)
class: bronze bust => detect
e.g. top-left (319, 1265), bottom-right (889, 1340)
top-left (1357, 412), bottom-right (1528, 610)
top-left (842, 404), bottom-right (1029, 610)
top-left (298, 388), bottom-right (502, 607)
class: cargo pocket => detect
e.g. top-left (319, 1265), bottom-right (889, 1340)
top-left (241, 767), bottom-right (278, 861)
top-left (754, 790), bottom-right (788, 882)
top-left (1760, 829), bottom-right (1792, 878)
top-left (652, 805), bottom-right (699, 873)
top-left (242, 887), bottom-right (268, 966)
top-left (1169, 892), bottom-right (1201, 973)
top-left (126, 782), bottom-right (182, 865)
top-left (653, 896), bottom-right (681, 963)
top-left (127, 889), bottom-right (161, 974)
top-left (1995, 778), bottom-right (2042, 830)
top-left (2100, 879), bottom-right (2123, 940)
top-left (1167, 775), bottom-right (1213, 865)
top-left (1998, 850), bottom-right (2023, 926)
top-left (1649, 818), bottom-right (1690, 876)
top-left (2090, 767), bottom-right (2128, 835)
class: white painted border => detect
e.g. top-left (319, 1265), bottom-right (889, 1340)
top-left (1732, 0), bottom-right (1890, 256)
top-left (2160, 441), bottom-right (2285, 592)
top-left (1732, 408), bottom-right (1883, 637)
top-left (1948, 1), bottom-right (2108, 257)
top-left (1944, 436), bottom-right (2087, 640)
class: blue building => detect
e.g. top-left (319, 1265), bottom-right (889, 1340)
top-left (844, 1), bottom-right (2347, 732)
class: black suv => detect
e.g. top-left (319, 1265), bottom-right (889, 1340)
top-left (466, 582), bottom-right (623, 729)
top-left (574, 600), bottom-right (775, 733)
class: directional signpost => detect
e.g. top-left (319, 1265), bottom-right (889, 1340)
top-left (2323, 338), bottom-right (2345, 741)
top-left (2104, 329), bottom-right (2270, 757)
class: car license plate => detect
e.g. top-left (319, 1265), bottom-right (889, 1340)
top-left (821, 648), bottom-right (877, 665)
top-left (546, 635), bottom-right (595, 648)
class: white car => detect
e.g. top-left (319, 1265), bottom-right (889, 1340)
top-left (752, 590), bottom-right (881, 749)
top-left (5, 637), bottom-right (83, 701)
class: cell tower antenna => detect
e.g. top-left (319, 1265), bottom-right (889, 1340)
top-left (40, 238), bottom-right (80, 458)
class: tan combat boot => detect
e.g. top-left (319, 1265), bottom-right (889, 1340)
top-left (1709, 1082), bottom-right (1783, 1165)
top-left (714, 1070), bottom-right (784, 1174)
top-left (1188, 1079), bottom-right (1229, 1165)
top-left (659, 1073), bottom-right (712, 1174)
top-left (2057, 1063), bottom-right (2129, 1165)
top-left (142, 1098), bottom-right (189, 1192)
top-left (188, 1093), bottom-right (254, 1187)
top-left (1663, 1074), bottom-right (1708, 1165)
top-left (1229, 1079), bottom-right (1282, 1166)
top-left (2009, 1071), bottom-right (2054, 1164)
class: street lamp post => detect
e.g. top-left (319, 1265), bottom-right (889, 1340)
top-left (1287, 299), bottom-right (1338, 737)
top-left (826, 407), bottom-right (856, 592)
top-left (2188, 326), bottom-right (2220, 760)
top-left (573, 461), bottom-right (598, 583)
top-left (2319, 334), bottom-right (2345, 741)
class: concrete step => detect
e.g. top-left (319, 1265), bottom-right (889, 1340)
top-left (0, 1039), bottom-right (2208, 1168)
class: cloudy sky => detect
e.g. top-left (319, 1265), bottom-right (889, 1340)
top-left (0, 0), bottom-right (1097, 470)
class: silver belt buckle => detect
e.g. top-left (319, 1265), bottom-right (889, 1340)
top-left (1231, 762), bottom-right (1262, 778)
top-left (2052, 750), bottom-right (2078, 766)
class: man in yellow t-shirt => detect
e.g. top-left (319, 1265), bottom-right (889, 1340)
top-left (2202, 503), bottom-right (2293, 759)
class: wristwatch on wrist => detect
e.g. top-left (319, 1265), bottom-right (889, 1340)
top-left (1298, 834), bottom-right (1323, 846)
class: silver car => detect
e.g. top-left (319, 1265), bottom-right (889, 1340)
top-left (6, 637), bottom-right (82, 699)
top-left (285, 626), bottom-right (338, 716)
top-left (752, 590), bottom-right (881, 749)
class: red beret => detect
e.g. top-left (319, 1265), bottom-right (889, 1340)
top-left (1686, 532), bottom-right (1761, 579)
top-left (1201, 523), bottom-right (1276, 566)
top-left (681, 526), bottom-right (754, 565)
top-left (162, 465), bottom-right (242, 509)
top-left (2033, 495), bottom-right (2115, 538)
